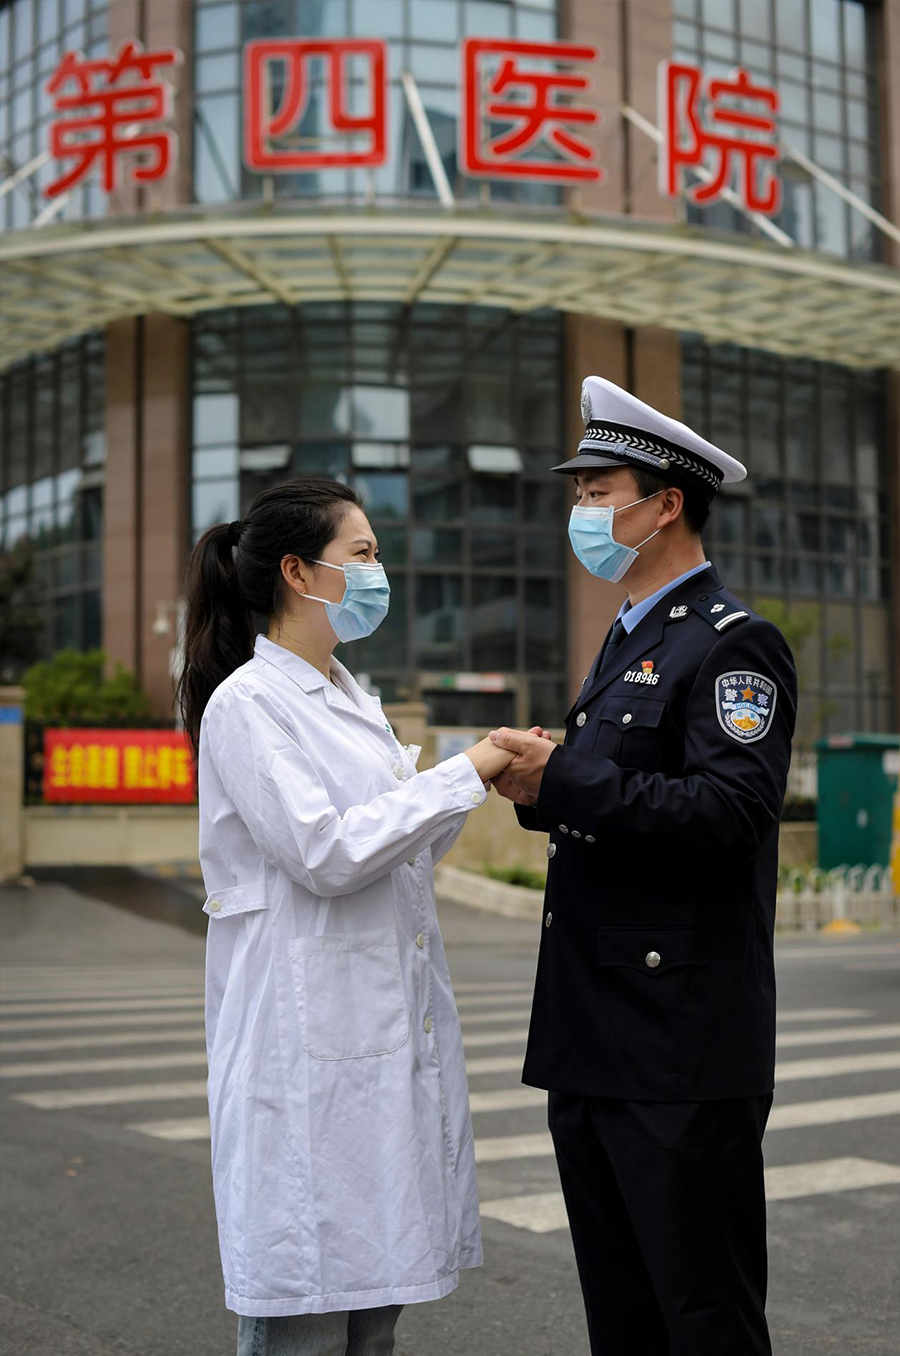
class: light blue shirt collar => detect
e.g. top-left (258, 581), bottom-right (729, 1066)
top-left (617, 561), bottom-right (712, 635)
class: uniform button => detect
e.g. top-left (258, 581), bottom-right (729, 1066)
top-left (622, 713), bottom-right (632, 725)
top-left (559, 824), bottom-right (569, 833)
top-left (645, 951), bottom-right (661, 969)
top-left (585, 835), bottom-right (596, 844)
top-left (393, 763), bottom-right (404, 779)
top-left (546, 843), bottom-right (557, 859)
top-left (571, 830), bottom-right (582, 839)
top-left (575, 712), bottom-right (586, 727)
top-left (545, 911), bottom-right (553, 927)
top-left (416, 932), bottom-right (426, 949)
top-left (424, 1016), bottom-right (433, 1034)
top-left (208, 899), bottom-right (222, 912)
top-left (408, 856), bottom-right (418, 866)
top-left (471, 791), bottom-right (483, 805)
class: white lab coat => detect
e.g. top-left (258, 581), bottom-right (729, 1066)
top-left (197, 633), bottom-right (488, 1317)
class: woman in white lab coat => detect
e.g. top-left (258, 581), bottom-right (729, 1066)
top-left (176, 477), bottom-right (517, 1356)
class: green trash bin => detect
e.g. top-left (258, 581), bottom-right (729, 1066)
top-left (816, 733), bottom-right (900, 871)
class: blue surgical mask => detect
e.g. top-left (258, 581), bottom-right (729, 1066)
top-left (301, 559), bottom-right (391, 643)
top-left (567, 492), bottom-right (663, 583)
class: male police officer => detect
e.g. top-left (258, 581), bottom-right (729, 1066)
top-left (490, 376), bottom-right (797, 1356)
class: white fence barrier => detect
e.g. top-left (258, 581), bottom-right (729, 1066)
top-left (776, 863), bottom-right (899, 931)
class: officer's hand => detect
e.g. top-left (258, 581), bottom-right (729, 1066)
top-left (490, 727), bottom-right (547, 805)
top-left (488, 727), bottom-right (557, 796)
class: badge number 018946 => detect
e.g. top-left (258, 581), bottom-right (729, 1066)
top-left (715, 671), bottom-right (777, 743)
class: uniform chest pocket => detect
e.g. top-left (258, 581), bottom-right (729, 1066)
top-left (590, 696), bottom-right (666, 768)
top-left (287, 926), bottom-right (410, 1061)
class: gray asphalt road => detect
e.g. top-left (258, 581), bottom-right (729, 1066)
top-left (1, 871), bottom-right (898, 1356)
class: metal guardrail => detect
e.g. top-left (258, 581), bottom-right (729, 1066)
top-left (776, 863), bottom-right (898, 931)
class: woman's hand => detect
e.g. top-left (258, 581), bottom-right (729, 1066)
top-left (463, 735), bottom-right (518, 784)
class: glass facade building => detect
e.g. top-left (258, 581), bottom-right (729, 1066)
top-left (1, 0), bottom-right (897, 740)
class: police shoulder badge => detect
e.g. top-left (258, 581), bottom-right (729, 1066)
top-left (715, 671), bottom-right (777, 743)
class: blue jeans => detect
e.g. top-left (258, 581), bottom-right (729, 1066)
top-left (236, 1306), bottom-right (403, 1356)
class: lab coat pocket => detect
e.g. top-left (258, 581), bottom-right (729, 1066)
top-left (287, 927), bottom-right (410, 1061)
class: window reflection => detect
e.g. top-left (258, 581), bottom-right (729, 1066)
top-left (415, 575), bottom-right (463, 670)
top-left (0, 334), bottom-right (105, 664)
top-left (471, 576), bottom-right (516, 669)
top-left (682, 335), bottom-right (890, 732)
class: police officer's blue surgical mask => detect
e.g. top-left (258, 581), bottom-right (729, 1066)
top-left (300, 559), bottom-right (391, 643)
top-left (567, 491), bottom-right (664, 584)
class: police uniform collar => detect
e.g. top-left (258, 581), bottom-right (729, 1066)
top-left (567, 565), bottom-right (724, 718)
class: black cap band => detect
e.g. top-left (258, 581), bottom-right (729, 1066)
top-left (577, 420), bottom-right (724, 497)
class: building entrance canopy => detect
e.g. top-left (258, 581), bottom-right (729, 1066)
top-left (1, 203), bottom-right (899, 372)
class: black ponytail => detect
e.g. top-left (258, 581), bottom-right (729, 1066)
top-left (176, 476), bottom-right (362, 758)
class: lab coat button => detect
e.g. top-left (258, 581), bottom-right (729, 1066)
top-left (208, 899), bottom-right (222, 912)
top-left (645, 951), bottom-right (661, 969)
top-left (575, 712), bottom-right (587, 727)
top-left (424, 1016), bottom-right (433, 1034)
top-left (407, 857), bottom-right (417, 866)
top-left (546, 843), bottom-right (556, 859)
top-left (393, 764), bottom-right (404, 779)
top-left (545, 912), bottom-right (553, 927)
top-left (416, 932), bottom-right (426, 949)
top-left (471, 791), bottom-right (483, 804)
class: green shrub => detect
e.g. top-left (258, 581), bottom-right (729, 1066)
top-left (22, 648), bottom-right (153, 726)
top-left (481, 862), bottom-right (547, 891)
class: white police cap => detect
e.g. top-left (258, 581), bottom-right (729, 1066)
top-left (551, 375), bottom-right (747, 501)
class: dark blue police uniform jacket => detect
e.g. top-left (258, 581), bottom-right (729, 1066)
top-left (515, 564), bottom-right (797, 1103)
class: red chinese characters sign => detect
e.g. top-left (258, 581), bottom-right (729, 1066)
top-left (244, 39), bottom-right (387, 171)
top-left (659, 61), bottom-right (781, 215)
top-left (460, 38), bottom-right (602, 183)
top-left (44, 729), bottom-right (196, 804)
top-left (44, 40), bottom-right (180, 198)
top-left (41, 38), bottom-right (782, 216)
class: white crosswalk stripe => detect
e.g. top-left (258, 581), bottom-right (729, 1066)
top-left (479, 1158), bottom-right (900, 1233)
top-left (0, 1028), bottom-right (205, 1054)
top-left (0, 1011), bottom-right (205, 1033)
top-left (0, 997), bottom-right (205, 1016)
top-left (1, 1051), bottom-right (208, 1078)
top-left (13, 1079), bottom-right (209, 1110)
top-left (775, 1023), bottom-right (900, 1048)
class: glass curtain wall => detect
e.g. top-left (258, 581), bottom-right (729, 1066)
top-left (673, 0), bottom-right (881, 259)
top-left (192, 301), bottom-right (567, 727)
top-left (682, 335), bottom-right (892, 740)
top-left (0, 334), bottom-right (106, 669)
top-left (193, 0), bottom-right (561, 209)
top-left (0, 0), bottom-right (109, 231)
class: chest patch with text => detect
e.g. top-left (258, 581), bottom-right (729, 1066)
top-left (623, 660), bottom-right (660, 686)
top-left (715, 671), bottom-right (777, 743)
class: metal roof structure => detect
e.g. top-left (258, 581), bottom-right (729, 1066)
top-left (2, 202), bottom-right (899, 372)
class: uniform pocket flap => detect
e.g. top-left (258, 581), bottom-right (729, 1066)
top-left (596, 926), bottom-right (708, 972)
top-left (203, 882), bottom-right (269, 918)
top-left (597, 696), bottom-right (666, 728)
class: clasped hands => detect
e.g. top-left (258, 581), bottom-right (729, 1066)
top-left (487, 725), bottom-right (557, 806)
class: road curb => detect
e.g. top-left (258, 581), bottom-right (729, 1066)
top-left (434, 865), bottom-right (544, 922)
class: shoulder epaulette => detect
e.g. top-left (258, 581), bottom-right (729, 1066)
top-left (691, 593), bottom-right (752, 633)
